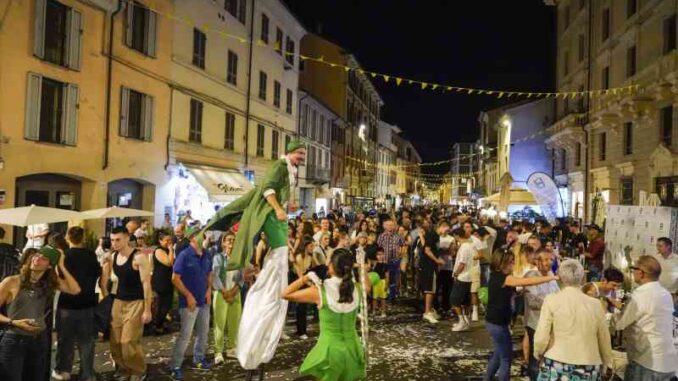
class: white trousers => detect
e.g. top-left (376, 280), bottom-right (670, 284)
top-left (236, 246), bottom-right (289, 370)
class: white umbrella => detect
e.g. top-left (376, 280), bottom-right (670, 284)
top-left (0, 205), bottom-right (84, 227)
top-left (80, 206), bottom-right (154, 220)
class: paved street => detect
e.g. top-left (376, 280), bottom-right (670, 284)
top-left (89, 299), bottom-right (526, 381)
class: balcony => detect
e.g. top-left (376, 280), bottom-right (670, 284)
top-left (359, 169), bottom-right (375, 183)
top-left (306, 165), bottom-right (330, 185)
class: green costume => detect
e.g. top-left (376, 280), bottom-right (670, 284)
top-left (299, 283), bottom-right (366, 381)
top-left (202, 158), bottom-right (291, 270)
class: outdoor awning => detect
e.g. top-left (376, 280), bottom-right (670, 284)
top-left (483, 189), bottom-right (537, 205)
top-left (186, 166), bottom-right (253, 202)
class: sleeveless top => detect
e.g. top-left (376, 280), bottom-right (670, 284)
top-left (152, 247), bottom-right (173, 294)
top-left (7, 279), bottom-right (51, 335)
top-left (113, 250), bottom-right (144, 301)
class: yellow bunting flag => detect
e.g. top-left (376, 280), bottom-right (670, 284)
top-left (431, 84), bottom-right (438, 90)
top-left (421, 83), bottom-right (428, 90)
top-left (383, 75), bottom-right (390, 83)
top-left (395, 77), bottom-right (403, 86)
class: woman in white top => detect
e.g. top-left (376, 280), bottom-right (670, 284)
top-left (533, 259), bottom-right (613, 381)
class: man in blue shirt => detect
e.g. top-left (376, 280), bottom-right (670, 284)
top-left (170, 227), bottom-right (213, 380)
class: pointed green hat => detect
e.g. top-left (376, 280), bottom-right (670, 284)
top-left (285, 139), bottom-right (305, 154)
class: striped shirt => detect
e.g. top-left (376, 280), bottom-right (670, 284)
top-left (377, 231), bottom-right (404, 263)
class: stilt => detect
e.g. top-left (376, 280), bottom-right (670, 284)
top-left (245, 369), bottom-right (254, 381)
top-left (258, 364), bottom-right (265, 381)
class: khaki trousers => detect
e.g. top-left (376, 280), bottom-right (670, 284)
top-left (110, 299), bottom-right (146, 376)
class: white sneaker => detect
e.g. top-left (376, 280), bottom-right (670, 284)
top-left (452, 320), bottom-right (470, 332)
top-left (423, 312), bottom-right (439, 324)
top-left (52, 371), bottom-right (71, 381)
top-left (214, 353), bottom-right (224, 365)
top-left (281, 332), bottom-right (290, 340)
top-left (380, 313), bottom-right (386, 318)
top-left (471, 309), bottom-right (479, 322)
top-left (432, 310), bottom-right (441, 320)
top-left (299, 334), bottom-right (309, 340)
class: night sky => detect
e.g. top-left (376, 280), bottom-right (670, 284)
top-left (284, 0), bottom-right (556, 168)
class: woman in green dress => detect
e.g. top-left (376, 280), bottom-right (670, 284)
top-left (282, 248), bottom-right (371, 381)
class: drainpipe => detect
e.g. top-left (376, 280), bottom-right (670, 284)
top-left (103, 0), bottom-right (123, 170)
top-left (583, 0), bottom-right (593, 223)
top-left (164, 89), bottom-right (173, 170)
top-left (243, 0), bottom-right (256, 168)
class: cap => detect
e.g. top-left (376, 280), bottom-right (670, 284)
top-left (38, 245), bottom-right (60, 267)
top-left (285, 138), bottom-right (305, 154)
top-left (185, 225), bottom-right (201, 239)
top-left (586, 224), bottom-right (602, 232)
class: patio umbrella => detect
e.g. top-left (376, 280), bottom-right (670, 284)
top-left (80, 206), bottom-right (154, 220)
top-left (0, 205), bottom-right (84, 227)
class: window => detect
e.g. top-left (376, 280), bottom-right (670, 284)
top-left (34, 0), bottom-right (82, 69)
top-left (300, 104), bottom-right (308, 136)
top-left (260, 14), bottom-right (269, 44)
top-left (626, 45), bottom-right (637, 78)
top-left (602, 66), bottom-right (610, 89)
top-left (271, 130), bottom-right (279, 159)
top-left (656, 176), bottom-right (678, 207)
top-left (624, 122), bottom-right (633, 155)
top-left (576, 142), bottom-right (582, 166)
top-left (224, 0), bottom-right (246, 24)
top-left (286, 89), bottom-right (293, 114)
top-left (24, 73), bottom-right (79, 145)
top-left (258, 71), bottom-right (267, 100)
top-left (193, 28), bottom-right (206, 69)
top-left (273, 81), bottom-right (281, 108)
top-left (620, 178), bottom-right (634, 205)
top-left (224, 112), bottom-right (235, 150)
top-left (285, 134), bottom-right (291, 151)
top-left (189, 99), bottom-right (203, 143)
top-left (560, 149), bottom-right (567, 170)
top-left (563, 51), bottom-right (570, 76)
top-left (120, 87), bottom-right (153, 141)
top-left (125, 1), bottom-right (157, 57)
top-left (319, 115), bottom-right (325, 143)
top-left (311, 109), bottom-right (317, 140)
top-left (602, 8), bottom-right (610, 41)
top-left (664, 14), bottom-right (677, 54)
top-left (626, 0), bottom-right (637, 18)
top-left (227, 50), bottom-right (238, 85)
top-left (661, 106), bottom-right (673, 146)
top-left (599, 132), bottom-right (607, 161)
top-left (256, 124), bottom-right (265, 157)
top-left (285, 36), bottom-right (295, 66)
top-left (275, 28), bottom-right (283, 55)
top-left (578, 33), bottom-right (585, 62)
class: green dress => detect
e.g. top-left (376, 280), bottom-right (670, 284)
top-left (299, 284), bottom-right (366, 381)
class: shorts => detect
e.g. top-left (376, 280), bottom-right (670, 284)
top-left (471, 268), bottom-right (481, 293)
top-left (372, 279), bottom-right (387, 299)
top-left (419, 267), bottom-right (437, 294)
top-left (451, 280), bottom-right (471, 307)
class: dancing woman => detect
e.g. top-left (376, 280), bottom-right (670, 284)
top-left (282, 248), bottom-right (371, 381)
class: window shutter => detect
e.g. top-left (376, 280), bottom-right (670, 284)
top-left (125, 1), bottom-right (134, 47)
top-left (25, 73), bottom-right (42, 141)
top-left (33, 0), bottom-right (46, 58)
top-left (143, 94), bottom-right (154, 141)
top-left (61, 83), bottom-right (79, 146)
top-left (146, 10), bottom-right (157, 57)
top-left (67, 8), bottom-right (82, 70)
top-left (120, 87), bottom-right (130, 137)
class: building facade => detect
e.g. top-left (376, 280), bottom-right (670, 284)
top-left (377, 121), bottom-right (400, 208)
top-left (545, 0), bottom-right (678, 220)
top-left (450, 143), bottom-right (479, 204)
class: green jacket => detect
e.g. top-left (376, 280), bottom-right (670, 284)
top-left (202, 159), bottom-right (290, 270)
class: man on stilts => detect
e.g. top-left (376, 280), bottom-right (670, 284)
top-left (202, 139), bottom-right (306, 380)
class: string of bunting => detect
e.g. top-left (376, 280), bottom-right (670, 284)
top-left (142, 2), bottom-right (642, 100)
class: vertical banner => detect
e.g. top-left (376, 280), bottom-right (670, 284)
top-left (526, 172), bottom-right (565, 223)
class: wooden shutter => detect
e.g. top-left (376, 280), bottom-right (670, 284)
top-left (25, 72), bottom-right (42, 141)
top-left (119, 87), bottom-right (130, 137)
top-left (125, 1), bottom-right (134, 47)
top-left (33, 0), bottom-right (46, 58)
top-left (142, 94), bottom-right (153, 141)
top-left (61, 83), bottom-right (79, 145)
top-left (67, 8), bottom-right (82, 70)
top-left (146, 9), bottom-right (157, 57)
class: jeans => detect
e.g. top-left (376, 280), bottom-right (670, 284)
top-left (153, 291), bottom-right (173, 332)
top-left (387, 260), bottom-right (401, 300)
top-left (296, 302), bottom-right (307, 336)
top-left (625, 361), bottom-right (675, 381)
top-left (0, 331), bottom-right (49, 381)
top-left (587, 264), bottom-right (602, 282)
top-left (485, 322), bottom-right (512, 381)
top-left (435, 269), bottom-right (453, 312)
top-left (55, 308), bottom-right (96, 380)
top-left (171, 305), bottom-right (210, 369)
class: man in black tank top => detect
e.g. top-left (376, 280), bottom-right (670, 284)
top-left (101, 227), bottom-right (152, 381)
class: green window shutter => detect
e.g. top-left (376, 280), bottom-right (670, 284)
top-left (25, 72), bottom-right (43, 141)
top-left (61, 83), bottom-right (79, 146)
top-left (147, 9), bottom-right (157, 57)
top-left (67, 8), bottom-right (82, 70)
top-left (143, 94), bottom-right (153, 141)
top-left (33, 0), bottom-right (46, 58)
top-left (120, 87), bottom-right (130, 137)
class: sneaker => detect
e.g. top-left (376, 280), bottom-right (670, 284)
top-left (423, 312), bottom-right (439, 324)
top-left (432, 310), bottom-right (441, 320)
top-left (281, 332), bottom-right (290, 340)
top-left (191, 359), bottom-right (212, 371)
top-left (170, 368), bottom-right (184, 381)
top-left (214, 353), bottom-right (224, 366)
top-left (471, 309), bottom-right (479, 322)
top-left (226, 348), bottom-right (237, 358)
top-left (452, 319), bottom-right (470, 332)
top-left (299, 334), bottom-right (309, 340)
top-left (52, 371), bottom-right (71, 381)
top-left (380, 313), bottom-right (386, 318)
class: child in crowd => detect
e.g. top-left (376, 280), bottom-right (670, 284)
top-left (371, 247), bottom-right (389, 317)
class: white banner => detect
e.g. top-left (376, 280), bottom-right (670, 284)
top-left (526, 172), bottom-right (564, 223)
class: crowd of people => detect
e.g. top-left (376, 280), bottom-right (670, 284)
top-left (0, 203), bottom-right (676, 381)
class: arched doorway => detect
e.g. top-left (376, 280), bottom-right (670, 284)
top-left (15, 173), bottom-right (82, 247)
top-left (106, 179), bottom-right (153, 233)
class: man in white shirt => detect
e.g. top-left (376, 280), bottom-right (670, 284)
top-left (451, 228), bottom-right (475, 332)
top-left (24, 223), bottom-right (49, 250)
top-left (654, 237), bottom-right (678, 298)
top-left (613, 255), bottom-right (677, 380)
